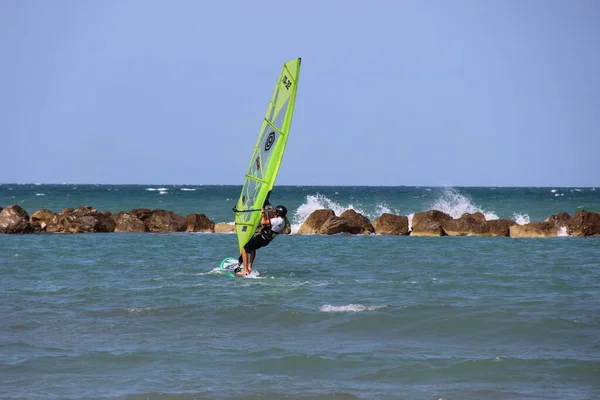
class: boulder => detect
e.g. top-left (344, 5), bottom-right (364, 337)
top-left (319, 216), bottom-right (350, 235)
top-left (186, 213), bottom-right (215, 233)
top-left (485, 219), bottom-right (517, 237)
top-left (73, 206), bottom-right (97, 214)
top-left (373, 213), bottom-right (409, 235)
top-left (411, 210), bottom-right (452, 236)
top-left (567, 210), bottom-right (600, 236)
top-left (340, 209), bottom-right (374, 234)
top-left (442, 212), bottom-right (487, 236)
top-left (30, 209), bottom-right (58, 232)
top-left (129, 208), bottom-right (154, 221)
top-left (46, 206), bottom-right (115, 233)
top-left (0, 205), bottom-right (33, 234)
top-left (215, 223), bottom-right (235, 233)
top-left (509, 222), bottom-right (560, 238)
top-left (113, 212), bottom-right (146, 232)
top-left (546, 212), bottom-right (571, 228)
top-left (146, 210), bottom-right (187, 232)
top-left (298, 209), bottom-right (336, 234)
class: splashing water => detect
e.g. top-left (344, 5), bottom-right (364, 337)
top-left (513, 213), bottom-right (531, 225)
top-left (429, 187), bottom-right (499, 220)
top-left (290, 194), bottom-right (394, 233)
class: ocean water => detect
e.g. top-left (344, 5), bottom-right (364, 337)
top-left (1, 185), bottom-right (600, 400)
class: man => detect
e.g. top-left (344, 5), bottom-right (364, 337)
top-left (235, 204), bottom-right (288, 275)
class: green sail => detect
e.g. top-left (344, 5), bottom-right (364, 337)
top-left (233, 58), bottom-right (301, 254)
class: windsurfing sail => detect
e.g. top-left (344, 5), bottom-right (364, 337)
top-left (232, 58), bottom-right (301, 254)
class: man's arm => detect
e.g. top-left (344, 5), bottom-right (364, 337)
top-left (260, 208), bottom-right (271, 225)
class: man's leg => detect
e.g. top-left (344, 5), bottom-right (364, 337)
top-left (238, 247), bottom-right (250, 274)
top-left (248, 250), bottom-right (256, 272)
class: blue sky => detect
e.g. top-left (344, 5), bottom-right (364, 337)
top-left (1, 0), bottom-right (599, 186)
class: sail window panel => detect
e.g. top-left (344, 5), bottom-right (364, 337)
top-left (257, 127), bottom-right (282, 183)
top-left (270, 97), bottom-right (290, 131)
top-left (267, 89), bottom-right (280, 122)
top-left (241, 178), bottom-right (262, 212)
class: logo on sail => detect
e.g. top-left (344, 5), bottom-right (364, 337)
top-left (265, 132), bottom-right (275, 151)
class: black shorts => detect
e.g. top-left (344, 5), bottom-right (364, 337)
top-left (243, 234), bottom-right (271, 253)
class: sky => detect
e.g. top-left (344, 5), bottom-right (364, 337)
top-left (1, 0), bottom-right (599, 187)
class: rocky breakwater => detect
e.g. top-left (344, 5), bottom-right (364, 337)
top-left (0, 205), bottom-right (216, 234)
top-left (1, 204), bottom-right (599, 237)
top-left (297, 208), bottom-right (600, 238)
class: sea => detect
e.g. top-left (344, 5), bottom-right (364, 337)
top-left (1, 184), bottom-right (599, 400)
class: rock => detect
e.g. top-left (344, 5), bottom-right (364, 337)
top-left (146, 210), bottom-right (187, 232)
top-left (113, 212), bottom-right (146, 232)
top-left (546, 212), bottom-right (571, 228)
top-left (411, 210), bottom-right (452, 236)
top-left (567, 210), bottom-right (600, 236)
top-left (298, 209), bottom-right (336, 234)
top-left (186, 213), bottom-right (215, 232)
top-left (129, 208), bottom-right (154, 221)
top-left (485, 219), bottom-right (517, 237)
top-left (509, 222), bottom-right (560, 238)
top-left (97, 213), bottom-right (116, 232)
top-left (340, 209), bottom-right (374, 234)
top-left (215, 223), bottom-right (235, 233)
top-left (0, 205), bottom-right (33, 234)
top-left (30, 209), bottom-right (58, 232)
top-left (442, 212), bottom-right (487, 236)
top-left (319, 216), bottom-right (350, 235)
top-left (46, 207), bottom-right (115, 233)
top-left (373, 213), bottom-right (409, 235)
top-left (73, 206), bottom-right (97, 214)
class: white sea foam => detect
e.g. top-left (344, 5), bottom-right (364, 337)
top-left (407, 213), bottom-right (415, 231)
top-left (557, 227), bottom-right (569, 237)
top-left (180, 188), bottom-right (196, 191)
top-left (513, 213), bottom-right (530, 225)
top-left (319, 304), bottom-right (385, 312)
top-left (244, 270), bottom-right (261, 279)
top-left (430, 187), bottom-right (499, 220)
top-left (146, 187), bottom-right (169, 192)
top-left (291, 194), bottom-right (363, 233)
top-left (126, 307), bottom-right (157, 313)
top-left (35, 193), bottom-right (45, 196)
top-left (291, 193), bottom-right (397, 233)
top-left (551, 189), bottom-right (557, 193)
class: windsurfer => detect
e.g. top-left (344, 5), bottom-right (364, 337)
top-left (235, 205), bottom-right (288, 275)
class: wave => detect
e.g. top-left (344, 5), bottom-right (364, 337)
top-left (289, 187), bottom-right (536, 231)
top-left (319, 304), bottom-right (387, 313)
top-left (290, 194), bottom-right (397, 233)
top-left (429, 187), bottom-right (499, 220)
